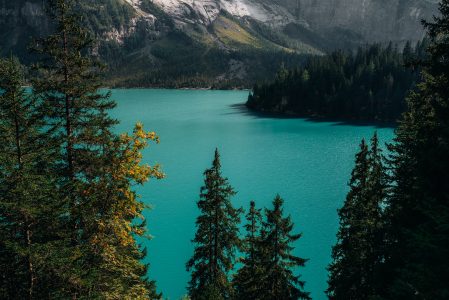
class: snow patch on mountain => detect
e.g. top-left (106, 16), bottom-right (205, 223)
top-left (151, 0), bottom-right (295, 27)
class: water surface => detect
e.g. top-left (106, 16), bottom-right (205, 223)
top-left (111, 89), bottom-right (394, 300)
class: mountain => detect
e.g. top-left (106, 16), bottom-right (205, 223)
top-left (152, 0), bottom-right (438, 47)
top-left (0, 0), bottom-right (439, 87)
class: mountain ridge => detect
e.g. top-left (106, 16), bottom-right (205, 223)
top-left (0, 0), bottom-right (439, 87)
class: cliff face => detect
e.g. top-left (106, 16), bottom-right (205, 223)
top-left (150, 0), bottom-right (438, 44)
top-left (0, 0), bottom-right (438, 53)
top-left (0, 0), bottom-right (153, 54)
top-left (295, 0), bottom-right (438, 43)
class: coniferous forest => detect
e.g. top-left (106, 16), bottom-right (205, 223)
top-left (1, 0), bottom-right (449, 299)
top-left (247, 42), bottom-right (428, 123)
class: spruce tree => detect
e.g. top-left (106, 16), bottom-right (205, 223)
top-left (31, 0), bottom-right (116, 235)
top-left (233, 200), bottom-right (264, 299)
top-left (31, 0), bottom-right (115, 294)
top-left (327, 134), bottom-right (387, 300)
top-left (0, 56), bottom-right (64, 299)
top-left (259, 195), bottom-right (310, 300)
top-left (366, 133), bottom-right (388, 295)
top-left (385, 1), bottom-right (449, 298)
top-left (28, 0), bottom-right (163, 297)
top-left (187, 149), bottom-right (242, 300)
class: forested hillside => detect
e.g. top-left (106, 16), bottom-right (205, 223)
top-left (247, 41), bottom-right (428, 122)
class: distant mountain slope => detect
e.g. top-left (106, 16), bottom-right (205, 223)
top-left (0, 0), bottom-right (439, 87)
top-left (149, 0), bottom-right (438, 45)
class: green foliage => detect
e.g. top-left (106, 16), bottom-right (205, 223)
top-left (247, 43), bottom-right (429, 122)
top-left (327, 134), bottom-right (387, 300)
top-left (327, 2), bottom-right (449, 299)
top-left (233, 201), bottom-right (264, 299)
top-left (0, 56), bottom-right (65, 299)
top-left (1, 0), bottom-right (163, 298)
top-left (187, 149), bottom-right (242, 300)
top-left (383, 1), bottom-right (449, 298)
top-left (256, 195), bottom-right (310, 300)
top-left (77, 0), bottom-right (135, 34)
top-left (106, 27), bottom-right (311, 89)
top-left (234, 197), bottom-right (310, 300)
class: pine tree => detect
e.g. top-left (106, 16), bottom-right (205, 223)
top-left (327, 134), bottom-right (387, 300)
top-left (31, 0), bottom-right (116, 294)
top-left (385, 1), bottom-right (449, 298)
top-left (0, 56), bottom-right (64, 299)
top-left (366, 133), bottom-right (389, 294)
top-left (233, 200), bottom-right (264, 299)
top-left (259, 195), bottom-right (310, 300)
top-left (28, 0), bottom-right (163, 297)
top-left (402, 41), bottom-right (413, 63)
top-left (31, 0), bottom-right (117, 234)
top-left (187, 149), bottom-right (242, 300)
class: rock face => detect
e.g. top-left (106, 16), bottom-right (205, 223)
top-left (295, 0), bottom-right (438, 43)
top-left (151, 0), bottom-right (295, 26)
top-left (150, 0), bottom-right (438, 44)
top-left (0, 0), bottom-right (439, 52)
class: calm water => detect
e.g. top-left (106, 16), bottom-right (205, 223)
top-left (111, 89), bottom-right (394, 300)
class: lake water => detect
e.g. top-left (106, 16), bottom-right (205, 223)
top-left (111, 89), bottom-right (395, 300)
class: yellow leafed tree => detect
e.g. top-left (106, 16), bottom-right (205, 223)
top-left (87, 123), bottom-right (165, 299)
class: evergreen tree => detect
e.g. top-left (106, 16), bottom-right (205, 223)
top-left (187, 149), bottom-right (242, 300)
top-left (233, 200), bottom-right (264, 299)
top-left (385, 1), bottom-right (449, 298)
top-left (366, 133), bottom-right (389, 295)
top-left (31, 0), bottom-right (117, 234)
top-left (402, 41), bottom-right (413, 63)
top-left (327, 134), bottom-right (387, 300)
top-left (259, 195), bottom-right (310, 300)
top-left (327, 139), bottom-right (370, 300)
top-left (28, 0), bottom-right (163, 297)
top-left (0, 56), bottom-right (63, 299)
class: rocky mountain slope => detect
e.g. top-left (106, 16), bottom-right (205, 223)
top-left (0, 0), bottom-right (439, 87)
top-left (147, 0), bottom-right (438, 46)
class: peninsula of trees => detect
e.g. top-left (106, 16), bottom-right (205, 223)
top-left (247, 42), bottom-right (428, 123)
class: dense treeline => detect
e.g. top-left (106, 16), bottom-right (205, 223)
top-left (247, 42), bottom-right (428, 122)
top-left (0, 0), bottom-right (164, 298)
top-left (327, 1), bottom-right (449, 299)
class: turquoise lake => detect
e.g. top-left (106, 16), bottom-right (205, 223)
top-left (111, 89), bottom-right (395, 300)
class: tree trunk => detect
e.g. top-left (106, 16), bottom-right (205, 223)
top-left (25, 219), bottom-right (35, 300)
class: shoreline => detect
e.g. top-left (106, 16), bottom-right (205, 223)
top-left (237, 104), bottom-right (397, 128)
top-left (108, 86), bottom-right (252, 92)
